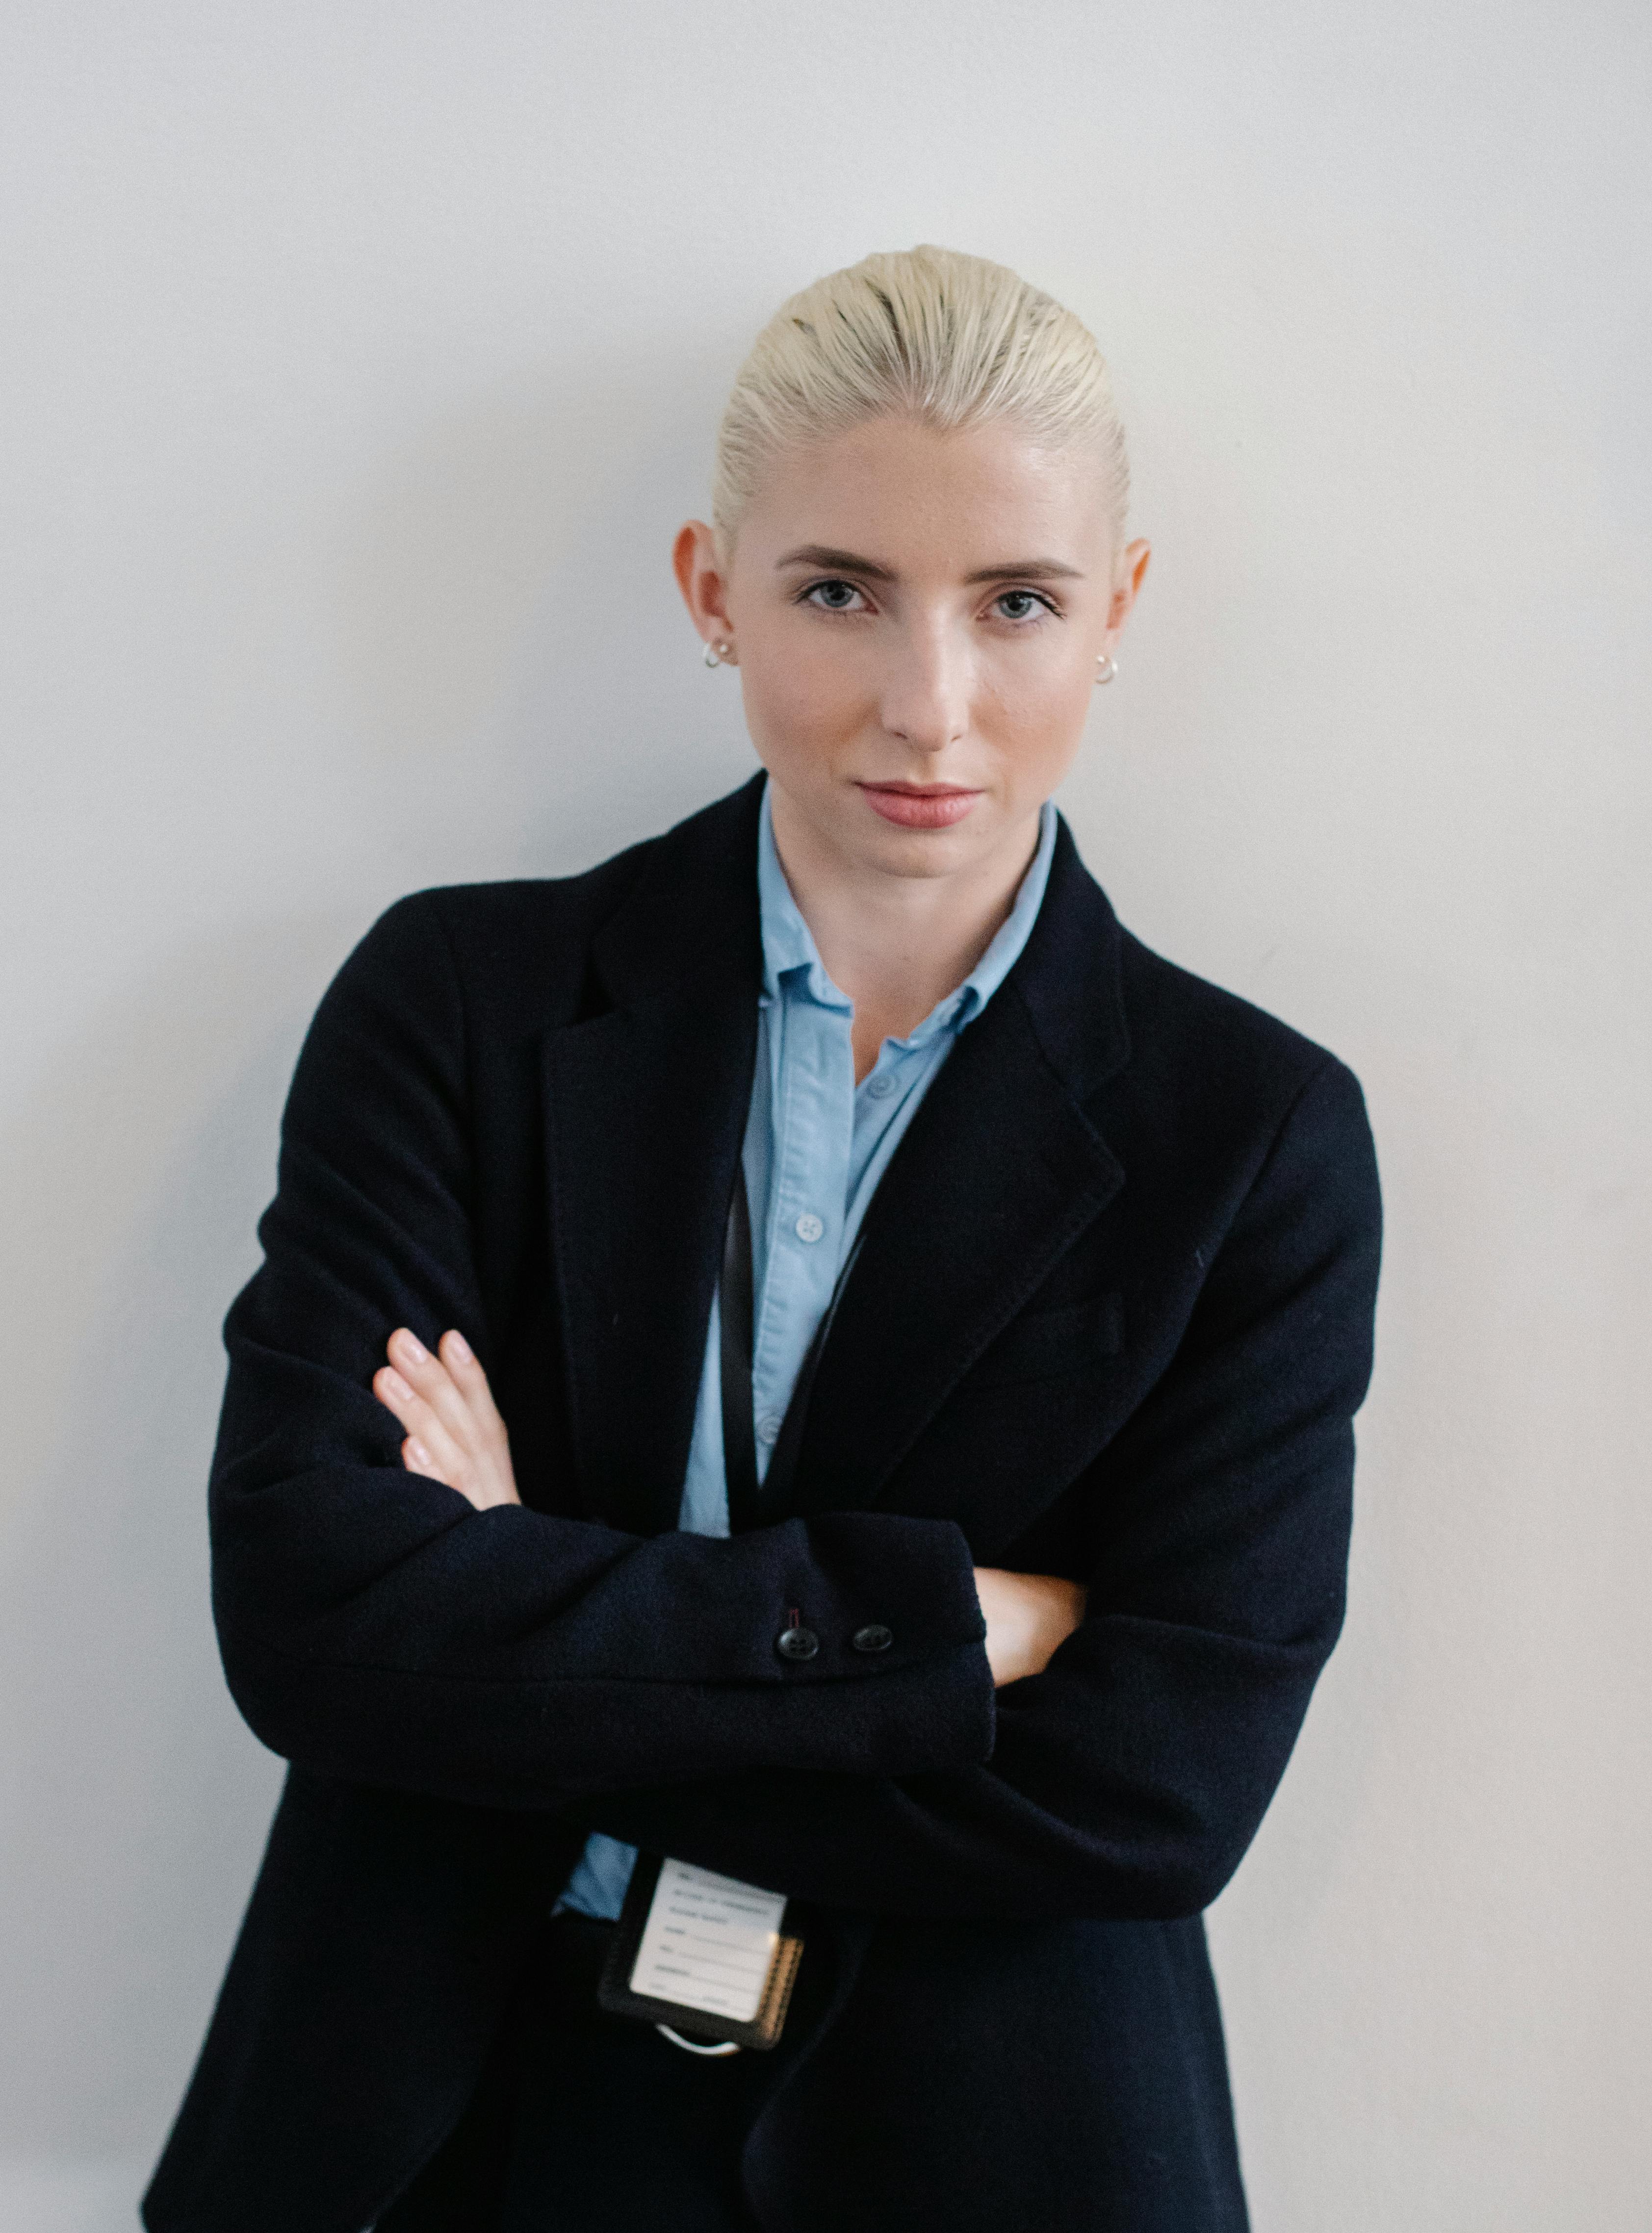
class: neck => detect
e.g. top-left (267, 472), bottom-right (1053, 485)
top-left (768, 788), bottom-right (1042, 1080)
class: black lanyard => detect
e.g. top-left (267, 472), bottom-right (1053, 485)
top-left (718, 1163), bottom-right (862, 1533)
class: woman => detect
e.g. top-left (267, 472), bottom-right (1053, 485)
top-left (146, 247), bottom-right (1380, 2232)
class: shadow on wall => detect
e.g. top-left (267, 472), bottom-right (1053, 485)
top-left (0, 334), bottom-right (757, 2178)
top-left (0, 926), bottom-right (346, 2165)
top-left (326, 336), bottom-right (758, 886)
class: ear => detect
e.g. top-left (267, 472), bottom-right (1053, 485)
top-left (673, 520), bottom-right (737, 657)
top-left (1105, 538), bottom-right (1151, 642)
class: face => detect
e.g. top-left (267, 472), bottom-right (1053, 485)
top-left (675, 413), bottom-right (1149, 890)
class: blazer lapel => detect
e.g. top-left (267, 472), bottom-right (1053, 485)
top-left (542, 782), bottom-right (764, 1537)
top-left (789, 824), bottom-right (1131, 1521)
top-left (540, 794), bottom-right (1132, 1540)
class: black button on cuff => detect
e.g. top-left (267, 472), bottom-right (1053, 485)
top-left (776, 1625), bottom-right (820, 1662)
top-left (852, 1624), bottom-right (893, 1654)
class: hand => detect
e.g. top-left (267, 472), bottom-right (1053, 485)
top-left (372, 1327), bottom-right (521, 1510)
top-left (972, 1567), bottom-right (1087, 1688)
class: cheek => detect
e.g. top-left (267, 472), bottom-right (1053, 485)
top-left (987, 661), bottom-right (1095, 779)
top-left (739, 639), bottom-right (863, 769)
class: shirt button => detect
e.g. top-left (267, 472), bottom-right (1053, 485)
top-left (866, 1074), bottom-right (896, 1100)
top-left (794, 1212), bottom-right (825, 1244)
top-left (776, 1625), bottom-right (820, 1662)
top-left (755, 1414), bottom-right (783, 1444)
top-left (852, 1624), bottom-right (893, 1653)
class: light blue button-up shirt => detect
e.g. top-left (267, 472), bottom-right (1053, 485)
top-left (558, 785), bottom-right (1058, 1920)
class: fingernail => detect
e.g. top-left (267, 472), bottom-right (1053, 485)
top-left (411, 1439), bottom-right (432, 1465)
top-left (397, 1332), bottom-right (428, 1364)
top-left (446, 1330), bottom-right (472, 1362)
top-left (383, 1369), bottom-right (412, 1401)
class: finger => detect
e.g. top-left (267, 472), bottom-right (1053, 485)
top-left (386, 1328), bottom-right (484, 1452)
top-left (439, 1329), bottom-right (510, 1448)
top-left (372, 1360), bottom-right (435, 1438)
top-left (373, 1365), bottom-right (469, 1486)
top-left (401, 1433), bottom-right (490, 1511)
top-left (401, 1434), bottom-right (454, 1489)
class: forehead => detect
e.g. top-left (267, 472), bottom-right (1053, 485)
top-left (737, 415), bottom-right (1112, 574)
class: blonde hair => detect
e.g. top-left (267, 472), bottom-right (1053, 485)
top-left (714, 245), bottom-right (1130, 550)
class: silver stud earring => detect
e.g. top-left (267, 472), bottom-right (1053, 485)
top-left (704, 639), bottom-right (733, 668)
top-left (1095, 653), bottom-right (1118, 685)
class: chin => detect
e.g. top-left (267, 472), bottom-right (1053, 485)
top-left (848, 814), bottom-right (995, 878)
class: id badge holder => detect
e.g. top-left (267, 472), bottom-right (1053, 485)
top-left (597, 1854), bottom-right (804, 2053)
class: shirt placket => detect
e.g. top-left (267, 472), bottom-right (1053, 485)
top-left (749, 975), bottom-right (853, 1480)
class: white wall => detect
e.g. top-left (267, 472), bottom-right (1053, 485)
top-left (2, 4), bottom-right (1647, 2225)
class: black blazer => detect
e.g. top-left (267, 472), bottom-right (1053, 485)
top-left (145, 778), bottom-right (1380, 2233)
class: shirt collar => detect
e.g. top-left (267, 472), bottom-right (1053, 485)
top-left (755, 785), bottom-right (833, 1001)
top-left (755, 781), bottom-right (1058, 1040)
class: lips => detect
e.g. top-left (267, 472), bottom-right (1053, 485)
top-left (857, 783), bottom-right (982, 830)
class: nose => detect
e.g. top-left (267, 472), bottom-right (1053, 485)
top-left (879, 619), bottom-right (970, 756)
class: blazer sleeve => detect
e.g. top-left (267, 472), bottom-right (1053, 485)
top-left (208, 894), bottom-right (994, 1809)
top-left (570, 1056), bottom-right (1382, 1921)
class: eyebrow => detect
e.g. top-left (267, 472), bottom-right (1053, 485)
top-left (963, 559), bottom-right (1085, 584)
top-left (774, 543), bottom-right (1084, 585)
top-left (774, 544), bottom-right (895, 580)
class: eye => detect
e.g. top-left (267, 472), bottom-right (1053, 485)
top-left (801, 578), bottom-right (869, 613)
top-left (990, 588), bottom-right (1054, 624)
